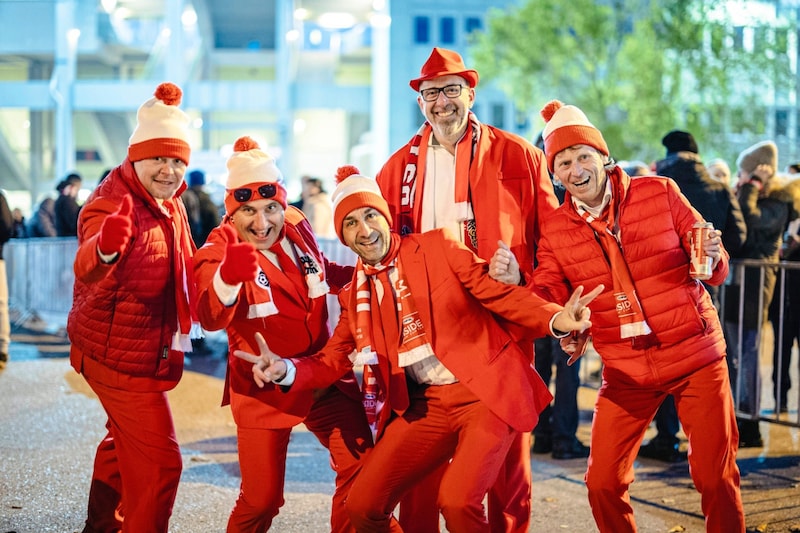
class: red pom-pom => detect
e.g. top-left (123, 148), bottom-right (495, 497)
top-left (335, 165), bottom-right (360, 184)
top-left (154, 82), bottom-right (182, 106)
top-left (540, 100), bottom-right (563, 122)
top-left (234, 136), bottom-right (260, 152)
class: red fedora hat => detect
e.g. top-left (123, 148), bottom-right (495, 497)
top-left (409, 47), bottom-right (479, 91)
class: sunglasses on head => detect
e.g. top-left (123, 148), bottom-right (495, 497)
top-left (230, 184), bottom-right (278, 203)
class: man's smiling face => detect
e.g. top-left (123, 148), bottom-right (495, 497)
top-left (553, 145), bottom-right (609, 208)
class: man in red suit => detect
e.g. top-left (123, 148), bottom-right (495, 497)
top-left (234, 168), bottom-right (601, 532)
top-left (376, 47), bottom-right (560, 532)
top-left (193, 138), bottom-right (371, 532)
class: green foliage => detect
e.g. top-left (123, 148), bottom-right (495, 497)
top-left (470, 0), bottom-right (796, 164)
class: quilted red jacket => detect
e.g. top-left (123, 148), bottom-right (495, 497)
top-left (68, 159), bottom-right (191, 390)
top-left (532, 168), bottom-right (729, 387)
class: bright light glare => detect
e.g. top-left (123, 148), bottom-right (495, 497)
top-left (182, 6), bottom-right (198, 27)
top-left (318, 12), bottom-right (356, 29)
top-left (294, 8), bottom-right (310, 20)
top-left (286, 29), bottom-right (300, 42)
top-left (309, 29), bottom-right (322, 45)
top-left (101, 0), bottom-right (117, 14)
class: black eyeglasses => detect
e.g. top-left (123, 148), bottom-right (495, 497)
top-left (419, 84), bottom-right (467, 102)
top-left (230, 184), bottom-right (277, 203)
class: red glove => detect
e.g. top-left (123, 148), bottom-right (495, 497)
top-left (97, 195), bottom-right (133, 257)
top-left (219, 224), bottom-right (259, 285)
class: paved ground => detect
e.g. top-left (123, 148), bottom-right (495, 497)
top-left (2, 321), bottom-right (800, 533)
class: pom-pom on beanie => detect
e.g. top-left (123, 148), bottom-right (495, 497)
top-left (128, 82), bottom-right (191, 165)
top-left (540, 100), bottom-right (609, 173)
top-left (224, 136), bottom-right (287, 216)
top-left (331, 165), bottom-right (392, 244)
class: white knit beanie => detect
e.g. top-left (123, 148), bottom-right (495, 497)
top-left (540, 99), bottom-right (609, 172)
top-left (331, 165), bottom-right (392, 244)
top-left (224, 136), bottom-right (286, 215)
top-left (128, 82), bottom-right (191, 165)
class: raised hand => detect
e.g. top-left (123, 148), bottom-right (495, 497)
top-left (233, 332), bottom-right (287, 387)
top-left (560, 332), bottom-right (590, 366)
top-left (552, 284), bottom-right (604, 334)
top-left (98, 195), bottom-right (133, 257)
top-left (489, 240), bottom-right (521, 285)
top-left (218, 224), bottom-right (259, 285)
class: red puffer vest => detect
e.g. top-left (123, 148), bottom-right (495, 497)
top-left (68, 161), bottom-right (187, 384)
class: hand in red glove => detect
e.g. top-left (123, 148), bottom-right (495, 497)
top-left (219, 224), bottom-right (259, 285)
top-left (97, 195), bottom-right (134, 257)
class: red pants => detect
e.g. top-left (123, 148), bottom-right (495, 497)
top-left (398, 434), bottom-right (531, 533)
top-left (347, 382), bottom-right (516, 533)
top-left (227, 386), bottom-right (373, 533)
top-left (586, 358), bottom-right (744, 533)
top-left (82, 378), bottom-right (182, 533)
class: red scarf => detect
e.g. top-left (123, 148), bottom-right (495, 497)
top-left (116, 160), bottom-right (199, 351)
top-left (352, 233), bottom-right (434, 367)
top-left (226, 221), bottom-right (329, 319)
top-left (574, 177), bottom-right (654, 346)
top-left (399, 112), bottom-right (481, 251)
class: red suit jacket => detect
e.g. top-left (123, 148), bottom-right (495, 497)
top-left (194, 208), bottom-right (359, 428)
top-left (290, 229), bottom-right (556, 433)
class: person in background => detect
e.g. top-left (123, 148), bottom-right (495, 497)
top-left (641, 130), bottom-right (747, 463)
top-left (295, 175), bottom-right (335, 239)
top-left (67, 82), bottom-right (198, 533)
top-left (376, 46), bottom-right (559, 533)
top-left (182, 169), bottom-right (221, 248)
top-left (234, 168), bottom-right (599, 532)
top-left (11, 207), bottom-right (28, 238)
top-left (193, 139), bottom-right (371, 532)
top-left (529, 99), bottom-right (744, 532)
top-left (725, 140), bottom-right (796, 447)
top-left (707, 158), bottom-right (733, 188)
top-left (28, 184), bottom-right (59, 238)
top-left (55, 172), bottom-right (82, 237)
top-left (0, 190), bottom-right (13, 370)
top-left (786, 162), bottom-right (800, 175)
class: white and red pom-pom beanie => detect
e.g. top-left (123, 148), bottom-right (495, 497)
top-left (540, 99), bottom-right (609, 173)
top-left (224, 136), bottom-right (287, 216)
top-left (331, 165), bottom-right (392, 244)
top-left (128, 82), bottom-right (191, 165)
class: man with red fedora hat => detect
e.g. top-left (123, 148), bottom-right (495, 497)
top-left (376, 46), bottom-right (559, 533)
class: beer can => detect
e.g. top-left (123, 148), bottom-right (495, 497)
top-left (689, 222), bottom-right (713, 280)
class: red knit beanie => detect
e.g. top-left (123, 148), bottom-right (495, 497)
top-left (540, 100), bottom-right (609, 172)
top-left (223, 136), bottom-right (287, 216)
top-left (128, 82), bottom-right (191, 165)
top-left (331, 165), bottom-right (392, 244)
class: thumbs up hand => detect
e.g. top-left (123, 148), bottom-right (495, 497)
top-left (98, 195), bottom-right (134, 257)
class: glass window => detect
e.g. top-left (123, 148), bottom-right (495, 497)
top-left (465, 17), bottom-right (482, 34)
top-left (414, 16), bottom-right (430, 44)
top-left (441, 17), bottom-right (455, 44)
top-left (776, 108), bottom-right (789, 137)
top-left (491, 103), bottom-right (505, 129)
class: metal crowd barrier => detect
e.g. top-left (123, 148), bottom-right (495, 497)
top-left (5, 237), bottom-right (78, 325)
top-left (720, 259), bottom-right (800, 428)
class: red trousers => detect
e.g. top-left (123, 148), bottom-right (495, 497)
top-left (82, 378), bottom-right (182, 533)
top-left (227, 386), bottom-right (373, 533)
top-left (398, 433), bottom-right (531, 533)
top-left (347, 382), bottom-right (516, 533)
top-left (586, 358), bottom-right (744, 533)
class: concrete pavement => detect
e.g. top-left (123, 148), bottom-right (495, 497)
top-left (2, 327), bottom-right (800, 532)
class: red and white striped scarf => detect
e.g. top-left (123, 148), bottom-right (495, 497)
top-left (398, 112), bottom-right (481, 251)
top-left (574, 181), bottom-right (653, 344)
top-left (352, 233), bottom-right (434, 367)
top-left (232, 222), bottom-right (329, 319)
